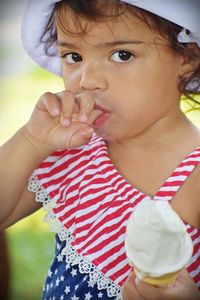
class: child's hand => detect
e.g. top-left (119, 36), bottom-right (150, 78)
top-left (24, 91), bottom-right (97, 152)
top-left (122, 272), bottom-right (145, 300)
top-left (122, 269), bottom-right (200, 300)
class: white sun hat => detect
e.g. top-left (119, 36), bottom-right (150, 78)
top-left (21, 0), bottom-right (200, 76)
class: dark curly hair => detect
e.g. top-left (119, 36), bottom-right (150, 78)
top-left (41, 0), bottom-right (200, 110)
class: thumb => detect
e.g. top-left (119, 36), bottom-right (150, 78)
top-left (67, 124), bottom-right (94, 149)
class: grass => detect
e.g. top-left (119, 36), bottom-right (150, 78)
top-left (7, 230), bottom-right (54, 299)
top-left (6, 209), bottom-right (54, 300)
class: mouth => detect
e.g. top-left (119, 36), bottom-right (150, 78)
top-left (92, 104), bottom-right (111, 128)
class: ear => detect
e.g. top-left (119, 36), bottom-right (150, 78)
top-left (179, 44), bottom-right (200, 78)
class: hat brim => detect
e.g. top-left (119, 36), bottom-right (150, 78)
top-left (21, 0), bottom-right (200, 78)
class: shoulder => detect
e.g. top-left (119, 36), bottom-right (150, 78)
top-left (185, 158), bottom-right (200, 228)
top-left (171, 144), bottom-right (200, 228)
top-left (190, 126), bottom-right (200, 199)
top-left (192, 162), bottom-right (200, 228)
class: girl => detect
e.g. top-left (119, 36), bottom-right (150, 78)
top-left (0, 0), bottom-right (200, 299)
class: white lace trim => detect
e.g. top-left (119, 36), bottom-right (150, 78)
top-left (28, 175), bottom-right (122, 300)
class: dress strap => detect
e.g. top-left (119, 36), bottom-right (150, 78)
top-left (153, 147), bottom-right (200, 201)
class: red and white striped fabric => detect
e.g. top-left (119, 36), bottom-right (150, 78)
top-left (34, 134), bottom-right (200, 289)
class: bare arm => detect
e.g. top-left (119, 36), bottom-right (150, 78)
top-left (0, 188), bottom-right (42, 231)
top-left (0, 127), bottom-right (51, 225)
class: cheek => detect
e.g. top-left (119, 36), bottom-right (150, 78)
top-left (112, 93), bottom-right (162, 128)
top-left (62, 68), bottom-right (81, 91)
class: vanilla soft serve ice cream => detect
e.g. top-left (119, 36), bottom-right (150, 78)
top-left (125, 199), bottom-right (193, 283)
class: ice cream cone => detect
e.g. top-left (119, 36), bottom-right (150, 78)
top-left (125, 200), bottom-right (193, 289)
top-left (134, 268), bottom-right (180, 287)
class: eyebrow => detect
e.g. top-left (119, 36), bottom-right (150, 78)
top-left (57, 40), bottom-right (144, 49)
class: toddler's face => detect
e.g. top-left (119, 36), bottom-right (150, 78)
top-left (56, 5), bottom-right (184, 141)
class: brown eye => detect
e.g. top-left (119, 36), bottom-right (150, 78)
top-left (64, 52), bottom-right (82, 64)
top-left (111, 50), bottom-right (134, 62)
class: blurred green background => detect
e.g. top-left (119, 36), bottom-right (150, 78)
top-left (0, 2), bottom-right (64, 296)
top-left (0, 1), bottom-right (200, 300)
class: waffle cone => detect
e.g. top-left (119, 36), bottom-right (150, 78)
top-left (134, 268), bottom-right (180, 287)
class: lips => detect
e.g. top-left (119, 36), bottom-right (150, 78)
top-left (93, 104), bottom-right (109, 113)
top-left (92, 104), bottom-right (110, 128)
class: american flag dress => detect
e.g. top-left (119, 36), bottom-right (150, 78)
top-left (28, 134), bottom-right (200, 299)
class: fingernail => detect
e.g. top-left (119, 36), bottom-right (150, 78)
top-left (62, 118), bottom-right (70, 127)
top-left (52, 107), bottom-right (60, 116)
top-left (79, 114), bottom-right (88, 123)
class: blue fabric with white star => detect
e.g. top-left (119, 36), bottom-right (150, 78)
top-left (43, 234), bottom-right (118, 300)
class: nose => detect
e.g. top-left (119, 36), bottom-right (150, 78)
top-left (79, 62), bottom-right (108, 91)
